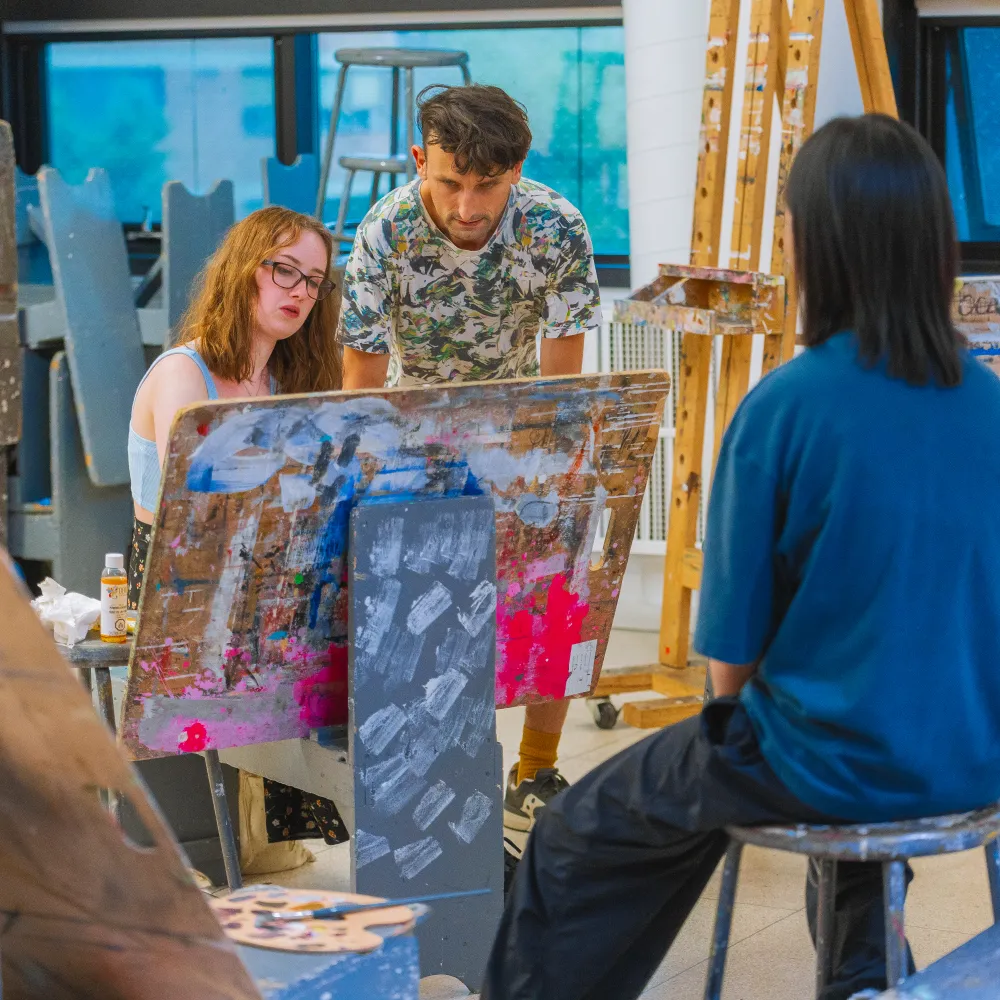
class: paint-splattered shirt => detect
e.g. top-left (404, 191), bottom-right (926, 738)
top-left (338, 177), bottom-right (601, 386)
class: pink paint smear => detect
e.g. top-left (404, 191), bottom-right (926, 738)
top-left (496, 573), bottom-right (589, 703)
top-left (293, 643), bottom-right (349, 727)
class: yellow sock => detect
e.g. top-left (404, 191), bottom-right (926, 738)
top-left (517, 727), bottom-right (562, 785)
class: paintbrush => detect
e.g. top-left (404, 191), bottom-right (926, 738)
top-left (253, 887), bottom-right (491, 924)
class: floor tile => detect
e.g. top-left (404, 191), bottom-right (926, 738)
top-left (906, 850), bottom-right (993, 936)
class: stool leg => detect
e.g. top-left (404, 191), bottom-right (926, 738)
top-left (334, 169), bottom-right (356, 245)
top-left (985, 839), bottom-right (1000, 922)
top-left (94, 666), bottom-right (120, 819)
top-left (316, 62), bottom-right (349, 219)
top-left (461, 62), bottom-right (472, 85)
top-left (704, 840), bottom-right (743, 1000)
top-left (405, 67), bottom-right (416, 181)
top-left (370, 170), bottom-right (382, 207)
top-left (204, 749), bottom-right (242, 892)
top-left (814, 859), bottom-right (838, 996)
top-left (883, 860), bottom-right (907, 988)
top-left (389, 66), bottom-right (400, 189)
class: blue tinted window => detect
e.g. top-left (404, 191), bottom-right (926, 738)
top-left (317, 26), bottom-right (628, 255)
top-left (46, 38), bottom-right (275, 221)
top-left (944, 27), bottom-right (1000, 241)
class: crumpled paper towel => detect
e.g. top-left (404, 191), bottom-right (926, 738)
top-left (30, 577), bottom-right (101, 647)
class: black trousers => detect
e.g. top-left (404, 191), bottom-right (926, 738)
top-left (483, 698), bottom-right (914, 1000)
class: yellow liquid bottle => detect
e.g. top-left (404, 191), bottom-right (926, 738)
top-left (100, 552), bottom-right (128, 643)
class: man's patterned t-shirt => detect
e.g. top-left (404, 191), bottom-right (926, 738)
top-left (338, 177), bottom-right (601, 386)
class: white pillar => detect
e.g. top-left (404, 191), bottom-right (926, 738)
top-left (622, 0), bottom-right (709, 288)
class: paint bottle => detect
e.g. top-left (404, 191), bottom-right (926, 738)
top-left (100, 553), bottom-right (128, 644)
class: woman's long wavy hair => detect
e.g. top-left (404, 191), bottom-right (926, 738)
top-left (179, 206), bottom-right (342, 393)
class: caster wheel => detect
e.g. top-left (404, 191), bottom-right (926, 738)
top-left (588, 697), bottom-right (620, 730)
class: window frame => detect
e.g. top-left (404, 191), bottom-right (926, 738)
top-left (918, 14), bottom-right (1000, 272)
top-left (4, 14), bottom-right (628, 268)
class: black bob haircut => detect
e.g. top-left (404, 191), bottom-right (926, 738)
top-left (784, 114), bottom-right (963, 387)
top-left (416, 84), bottom-right (532, 177)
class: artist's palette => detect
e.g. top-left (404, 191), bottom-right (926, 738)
top-left (212, 885), bottom-right (420, 954)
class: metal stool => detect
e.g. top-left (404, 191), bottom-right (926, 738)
top-left (706, 805), bottom-right (1000, 999)
top-left (316, 47), bottom-right (472, 229)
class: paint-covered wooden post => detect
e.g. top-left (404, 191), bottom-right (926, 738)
top-left (614, 266), bottom-right (784, 720)
top-left (762, 0), bottom-right (826, 376)
top-left (657, 0), bottom-right (743, 672)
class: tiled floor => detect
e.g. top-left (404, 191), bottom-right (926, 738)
top-left (222, 629), bottom-right (993, 999)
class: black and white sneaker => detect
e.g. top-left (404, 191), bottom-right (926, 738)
top-left (503, 764), bottom-right (569, 839)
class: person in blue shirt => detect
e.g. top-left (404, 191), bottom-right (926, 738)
top-left (482, 113), bottom-right (1000, 1000)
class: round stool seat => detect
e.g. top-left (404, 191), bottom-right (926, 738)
top-left (333, 47), bottom-right (470, 69)
top-left (338, 154), bottom-right (410, 173)
top-left (727, 803), bottom-right (1000, 862)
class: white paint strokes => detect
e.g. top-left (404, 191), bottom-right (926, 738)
top-left (278, 472), bottom-right (317, 512)
top-left (449, 791), bottom-right (493, 845)
top-left (423, 668), bottom-right (468, 721)
top-left (365, 753), bottom-right (427, 817)
top-left (564, 639), bottom-right (599, 697)
top-left (394, 837), bottom-right (443, 880)
top-left (403, 516), bottom-right (453, 575)
top-left (457, 580), bottom-right (497, 638)
top-left (435, 629), bottom-right (471, 675)
top-left (460, 697), bottom-right (493, 758)
top-left (354, 829), bottom-right (391, 869)
top-left (376, 628), bottom-right (426, 689)
top-left (358, 579), bottom-right (402, 656)
top-left (413, 781), bottom-right (456, 831)
top-left (357, 703), bottom-right (407, 755)
top-left (447, 510), bottom-right (491, 581)
top-left (199, 506), bottom-right (262, 678)
top-left (369, 516), bottom-right (404, 576)
top-left (406, 581), bottom-right (453, 635)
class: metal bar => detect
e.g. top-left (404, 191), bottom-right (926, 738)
top-left (704, 840), bottom-right (743, 1000)
top-left (883, 860), bottom-right (908, 988)
top-left (814, 858), bottom-right (838, 995)
top-left (405, 67), bottom-right (416, 181)
top-left (985, 839), bottom-right (1000, 923)
top-left (333, 169), bottom-right (356, 244)
top-left (204, 748), bottom-right (242, 891)
top-left (389, 65), bottom-right (401, 189)
top-left (316, 62), bottom-right (348, 220)
top-left (94, 666), bottom-right (116, 733)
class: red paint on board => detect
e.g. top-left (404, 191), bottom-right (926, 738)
top-left (293, 643), bottom-right (349, 727)
top-left (178, 721), bottom-right (208, 752)
top-left (496, 574), bottom-right (589, 703)
top-left (197, 423), bottom-right (210, 436)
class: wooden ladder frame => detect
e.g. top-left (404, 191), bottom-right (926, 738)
top-left (599, 0), bottom-right (898, 728)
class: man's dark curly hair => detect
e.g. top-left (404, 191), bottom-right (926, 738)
top-left (417, 84), bottom-right (532, 177)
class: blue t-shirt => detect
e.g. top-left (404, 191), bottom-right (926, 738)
top-left (695, 331), bottom-right (1000, 821)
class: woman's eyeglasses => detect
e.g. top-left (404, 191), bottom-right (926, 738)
top-left (262, 259), bottom-right (335, 300)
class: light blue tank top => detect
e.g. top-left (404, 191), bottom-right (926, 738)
top-left (128, 346), bottom-right (219, 511)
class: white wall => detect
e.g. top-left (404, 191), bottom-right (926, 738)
top-left (616, 0), bottom-right (873, 631)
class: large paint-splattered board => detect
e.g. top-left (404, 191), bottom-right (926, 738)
top-left (122, 372), bottom-right (670, 760)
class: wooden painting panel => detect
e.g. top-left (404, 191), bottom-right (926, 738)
top-left (0, 560), bottom-right (260, 1000)
top-left (122, 373), bottom-right (669, 759)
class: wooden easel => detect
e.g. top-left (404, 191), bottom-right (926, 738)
top-left (600, 0), bottom-right (899, 728)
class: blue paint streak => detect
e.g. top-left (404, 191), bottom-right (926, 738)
top-left (268, 630), bottom-right (288, 641)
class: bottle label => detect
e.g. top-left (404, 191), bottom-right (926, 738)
top-left (101, 581), bottom-right (128, 638)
